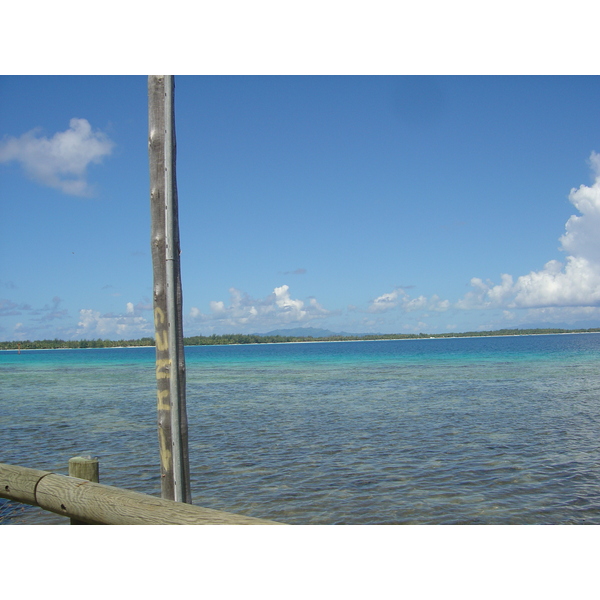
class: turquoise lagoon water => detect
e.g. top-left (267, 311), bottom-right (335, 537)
top-left (1, 334), bottom-right (600, 524)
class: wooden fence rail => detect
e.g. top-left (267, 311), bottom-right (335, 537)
top-left (0, 463), bottom-right (282, 525)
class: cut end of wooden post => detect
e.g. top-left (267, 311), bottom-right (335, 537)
top-left (68, 456), bottom-right (99, 483)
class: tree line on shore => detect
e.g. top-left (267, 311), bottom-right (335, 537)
top-left (1, 328), bottom-right (600, 350)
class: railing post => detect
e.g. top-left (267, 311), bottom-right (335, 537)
top-left (1, 463), bottom-right (282, 525)
top-left (68, 456), bottom-right (99, 525)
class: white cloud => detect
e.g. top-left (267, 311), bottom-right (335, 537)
top-left (431, 296), bottom-right (451, 311)
top-left (521, 305), bottom-right (600, 324)
top-left (368, 289), bottom-right (403, 313)
top-left (76, 305), bottom-right (153, 338)
top-left (274, 284), bottom-right (305, 314)
top-left (458, 256), bottom-right (600, 311)
top-left (456, 153), bottom-right (600, 312)
top-left (365, 154), bottom-right (600, 329)
top-left (368, 288), bottom-right (450, 314)
top-left (512, 257), bottom-right (600, 307)
top-left (559, 151), bottom-right (600, 263)
top-left (456, 275), bottom-right (514, 310)
top-left (0, 118), bottom-right (114, 196)
top-left (188, 285), bottom-right (334, 332)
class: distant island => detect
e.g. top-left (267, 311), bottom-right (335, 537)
top-left (1, 327), bottom-right (600, 350)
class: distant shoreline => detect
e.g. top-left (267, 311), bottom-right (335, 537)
top-left (2, 327), bottom-right (600, 351)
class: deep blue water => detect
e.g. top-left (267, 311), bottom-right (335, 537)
top-left (2, 334), bottom-right (600, 524)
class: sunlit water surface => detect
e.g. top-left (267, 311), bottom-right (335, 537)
top-left (2, 334), bottom-right (600, 524)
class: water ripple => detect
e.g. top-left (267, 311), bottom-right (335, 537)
top-left (3, 336), bottom-right (600, 524)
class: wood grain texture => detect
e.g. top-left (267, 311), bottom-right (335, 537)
top-left (0, 463), bottom-right (50, 505)
top-left (148, 75), bottom-right (191, 503)
top-left (1, 463), bottom-right (283, 525)
top-left (68, 456), bottom-right (99, 482)
top-left (68, 456), bottom-right (99, 524)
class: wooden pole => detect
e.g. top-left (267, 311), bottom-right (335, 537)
top-left (68, 456), bottom-right (99, 524)
top-left (0, 463), bottom-right (282, 525)
top-left (68, 456), bottom-right (99, 482)
top-left (148, 75), bottom-right (192, 503)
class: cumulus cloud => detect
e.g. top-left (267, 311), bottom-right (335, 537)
top-left (457, 257), bottom-right (600, 311)
top-left (559, 152), bottom-right (600, 263)
top-left (368, 289), bottom-right (403, 313)
top-left (366, 153), bottom-right (600, 325)
top-left (0, 118), bottom-right (114, 196)
top-left (368, 287), bottom-right (450, 314)
top-left (457, 153), bottom-right (600, 311)
top-left (189, 284), bottom-right (334, 331)
top-left (76, 304), bottom-right (153, 338)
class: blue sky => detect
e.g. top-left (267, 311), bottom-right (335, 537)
top-left (2, 75), bottom-right (600, 340)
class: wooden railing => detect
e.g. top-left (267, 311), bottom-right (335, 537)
top-left (0, 462), bottom-right (283, 525)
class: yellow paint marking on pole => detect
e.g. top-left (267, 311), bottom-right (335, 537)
top-left (155, 358), bottom-right (171, 379)
top-left (156, 330), bottom-right (169, 351)
top-left (157, 389), bottom-right (171, 411)
top-left (158, 429), bottom-right (173, 471)
top-left (149, 75), bottom-right (191, 503)
top-left (154, 306), bottom-right (166, 326)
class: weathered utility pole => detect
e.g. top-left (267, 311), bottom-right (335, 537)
top-left (148, 75), bottom-right (192, 503)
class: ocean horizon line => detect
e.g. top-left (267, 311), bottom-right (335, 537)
top-left (2, 327), bottom-right (600, 351)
